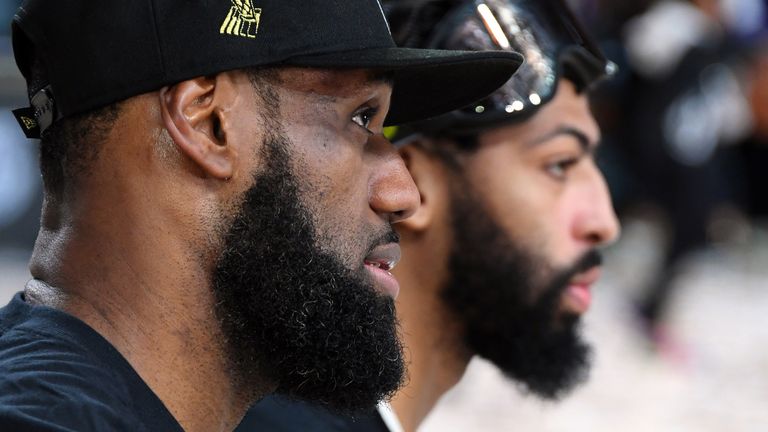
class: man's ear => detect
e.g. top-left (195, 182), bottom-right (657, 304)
top-left (397, 142), bottom-right (444, 233)
top-left (159, 75), bottom-right (236, 180)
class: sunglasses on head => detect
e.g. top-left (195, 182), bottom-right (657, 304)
top-left (407, 0), bottom-right (615, 137)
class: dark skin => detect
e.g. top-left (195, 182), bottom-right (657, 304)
top-left (391, 80), bottom-right (619, 432)
top-left (25, 68), bottom-right (418, 432)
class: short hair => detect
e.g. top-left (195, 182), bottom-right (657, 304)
top-left (245, 67), bottom-right (282, 127)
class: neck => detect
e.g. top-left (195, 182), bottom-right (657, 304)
top-left (389, 233), bottom-right (471, 432)
top-left (27, 194), bottom-right (266, 431)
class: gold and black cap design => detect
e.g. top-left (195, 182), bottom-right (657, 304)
top-left (10, 0), bottom-right (523, 139)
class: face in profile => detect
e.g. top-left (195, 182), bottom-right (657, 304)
top-left (208, 69), bottom-right (417, 413)
top-left (440, 80), bottom-right (619, 399)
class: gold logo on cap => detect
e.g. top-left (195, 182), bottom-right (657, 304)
top-left (20, 116), bottom-right (37, 131)
top-left (220, 0), bottom-right (261, 39)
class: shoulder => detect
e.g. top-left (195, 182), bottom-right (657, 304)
top-left (0, 310), bottom-right (143, 431)
top-left (0, 408), bottom-right (131, 432)
top-left (0, 309), bottom-right (129, 394)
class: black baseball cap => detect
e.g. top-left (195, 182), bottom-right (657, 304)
top-left (10, 0), bottom-right (523, 139)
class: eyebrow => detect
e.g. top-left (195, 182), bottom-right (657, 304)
top-left (525, 126), bottom-right (598, 153)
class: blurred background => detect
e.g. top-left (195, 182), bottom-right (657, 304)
top-left (0, 0), bottom-right (41, 308)
top-left (0, 0), bottom-right (766, 430)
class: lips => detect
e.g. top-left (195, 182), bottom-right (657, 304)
top-left (562, 267), bottom-right (602, 314)
top-left (569, 267), bottom-right (602, 287)
top-left (364, 243), bottom-right (401, 299)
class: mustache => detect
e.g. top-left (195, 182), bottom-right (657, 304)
top-left (572, 249), bottom-right (603, 275)
top-left (557, 249), bottom-right (603, 288)
top-left (364, 228), bottom-right (400, 254)
top-left (538, 249), bottom-right (603, 306)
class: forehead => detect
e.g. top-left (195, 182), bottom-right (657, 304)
top-left (275, 67), bottom-right (393, 100)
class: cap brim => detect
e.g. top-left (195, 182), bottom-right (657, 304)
top-left (285, 47), bottom-right (524, 126)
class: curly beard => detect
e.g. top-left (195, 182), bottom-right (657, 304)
top-left (442, 178), bottom-right (600, 400)
top-left (211, 134), bottom-right (404, 413)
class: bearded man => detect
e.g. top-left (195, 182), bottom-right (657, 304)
top-left (0, 1), bottom-right (522, 431)
top-left (240, 0), bottom-right (619, 430)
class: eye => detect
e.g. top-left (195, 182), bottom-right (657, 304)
top-left (545, 157), bottom-right (579, 180)
top-left (351, 106), bottom-right (380, 135)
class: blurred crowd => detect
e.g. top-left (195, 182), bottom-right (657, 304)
top-left (567, 0), bottom-right (768, 352)
top-left (0, 0), bottom-right (766, 371)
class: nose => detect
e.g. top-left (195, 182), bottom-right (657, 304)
top-left (573, 166), bottom-right (621, 247)
top-left (368, 135), bottom-right (420, 224)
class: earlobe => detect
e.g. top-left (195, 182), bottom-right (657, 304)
top-left (159, 77), bottom-right (235, 180)
top-left (397, 144), bottom-right (438, 232)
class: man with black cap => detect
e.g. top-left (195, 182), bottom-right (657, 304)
top-left (0, 1), bottom-right (521, 431)
top-left (240, 0), bottom-right (620, 430)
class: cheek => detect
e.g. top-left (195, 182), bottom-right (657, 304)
top-left (548, 197), bottom-right (581, 263)
top-left (284, 131), bottom-right (371, 264)
top-left (283, 117), bottom-right (365, 206)
top-left (473, 166), bottom-right (573, 264)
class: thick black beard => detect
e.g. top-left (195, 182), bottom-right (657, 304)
top-left (211, 135), bottom-right (404, 413)
top-left (442, 181), bottom-right (601, 400)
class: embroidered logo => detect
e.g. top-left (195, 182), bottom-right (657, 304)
top-left (20, 116), bottom-right (36, 131)
top-left (220, 0), bottom-right (261, 39)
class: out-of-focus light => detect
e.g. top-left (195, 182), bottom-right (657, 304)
top-left (477, 3), bottom-right (511, 49)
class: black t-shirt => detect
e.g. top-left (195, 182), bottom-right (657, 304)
top-left (0, 292), bottom-right (183, 431)
top-left (236, 395), bottom-right (389, 432)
